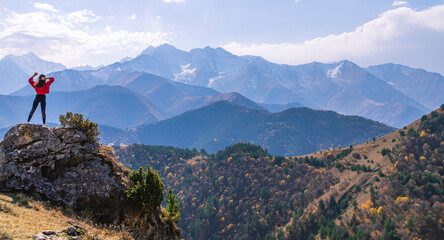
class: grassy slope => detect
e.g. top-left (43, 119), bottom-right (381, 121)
top-left (0, 192), bottom-right (132, 239)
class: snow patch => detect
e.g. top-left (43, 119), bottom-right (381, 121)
top-left (327, 62), bottom-right (343, 78)
top-left (208, 75), bottom-right (224, 87)
top-left (174, 64), bottom-right (197, 84)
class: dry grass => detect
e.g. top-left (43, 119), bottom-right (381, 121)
top-left (0, 192), bottom-right (133, 239)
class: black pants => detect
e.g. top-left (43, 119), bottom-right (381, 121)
top-left (28, 94), bottom-right (46, 124)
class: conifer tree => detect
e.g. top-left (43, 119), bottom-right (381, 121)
top-left (165, 188), bottom-right (180, 223)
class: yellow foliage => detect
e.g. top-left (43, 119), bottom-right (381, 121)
top-left (227, 157), bottom-right (233, 162)
top-left (287, 175), bottom-right (290, 179)
top-left (377, 206), bottom-right (383, 215)
top-left (167, 172), bottom-right (173, 179)
top-left (419, 156), bottom-right (426, 161)
top-left (370, 207), bottom-right (377, 216)
top-left (359, 200), bottom-right (374, 210)
top-left (396, 196), bottom-right (409, 204)
top-left (420, 131), bottom-right (427, 137)
top-left (404, 155), bottom-right (409, 160)
top-left (221, 217), bottom-right (225, 222)
top-left (280, 180), bottom-right (286, 185)
top-left (227, 224), bottom-right (234, 230)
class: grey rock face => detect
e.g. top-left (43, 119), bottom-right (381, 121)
top-left (0, 124), bottom-right (118, 208)
top-left (0, 124), bottom-right (181, 239)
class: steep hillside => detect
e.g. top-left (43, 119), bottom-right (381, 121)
top-left (134, 101), bottom-right (395, 156)
top-left (114, 105), bottom-right (443, 239)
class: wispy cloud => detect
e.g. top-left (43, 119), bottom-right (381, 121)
top-left (392, 1), bottom-right (408, 7)
top-left (224, 5), bottom-right (444, 73)
top-left (0, 7), bottom-right (169, 67)
top-left (163, 0), bottom-right (186, 3)
top-left (33, 2), bottom-right (58, 12)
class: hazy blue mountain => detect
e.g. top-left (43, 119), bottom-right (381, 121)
top-left (12, 67), bottom-right (138, 96)
top-left (120, 72), bottom-right (265, 116)
top-left (133, 101), bottom-right (395, 156)
top-left (0, 85), bottom-right (165, 128)
top-left (119, 45), bottom-right (431, 127)
top-left (0, 53), bottom-right (66, 94)
top-left (121, 72), bottom-right (218, 113)
top-left (366, 63), bottom-right (444, 109)
top-left (210, 59), bottom-right (429, 127)
top-left (261, 101), bottom-right (305, 112)
top-left (0, 58), bottom-right (29, 94)
top-left (6, 46), bottom-right (438, 127)
top-left (1, 52), bottom-right (66, 75)
top-left (126, 44), bottom-right (248, 86)
top-left (0, 95), bottom-right (30, 126)
top-left (71, 65), bottom-right (100, 71)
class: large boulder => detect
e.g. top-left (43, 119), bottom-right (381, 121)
top-left (0, 124), bottom-right (180, 239)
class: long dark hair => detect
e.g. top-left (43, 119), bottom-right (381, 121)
top-left (35, 74), bottom-right (46, 88)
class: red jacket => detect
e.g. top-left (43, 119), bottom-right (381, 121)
top-left (28, 77), bottom-right (54, 95)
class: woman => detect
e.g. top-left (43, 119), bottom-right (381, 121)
top-left (27, 72), bottom-right (54, 126)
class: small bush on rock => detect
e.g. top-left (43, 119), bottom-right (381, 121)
top-left (59, 112), bottom-right (101, 143)
top-left (126, 165), bottom-right (164, 213)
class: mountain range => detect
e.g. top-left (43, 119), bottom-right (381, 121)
top-left (5, 44), bottom-right (442, 127)
top-left (101, 101), bottom-right (395, 156)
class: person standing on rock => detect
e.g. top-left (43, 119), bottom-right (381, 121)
top-left (26, 72), bottom-right (54, 126)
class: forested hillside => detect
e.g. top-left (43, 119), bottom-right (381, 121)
top-left (113, 105), bottom-right (443, 239)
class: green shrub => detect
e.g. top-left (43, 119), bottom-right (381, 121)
top-left (59, 112), bottom-right (101, 143)
top-left (407, 127), bottom-right (419, 138)
top-left (381, 148), bottom-right (391, 156)
top-left (126, 165), bottom-right (164, 213)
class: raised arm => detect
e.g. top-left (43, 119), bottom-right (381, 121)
top-left (47, 77), bottom-right (55, 86)
top-left (28, 72), bottom-right (38, 85)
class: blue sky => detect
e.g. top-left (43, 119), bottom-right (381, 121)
top-left (1, 0), bottom-right (443, 74)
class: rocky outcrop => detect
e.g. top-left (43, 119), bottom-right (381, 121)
top-left (34, 225), bottom-right (84, 240)
top-left (0, 124), bottom-right (180, 239)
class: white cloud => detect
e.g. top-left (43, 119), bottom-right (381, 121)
top-left (128, 13), bottom-right (137, 20)
top-left (224, 5), bottom-right (444, 74)
top-left (33, 2), bottom-right (58, 12)
top-left (0, 8), bottom-right (169, 67)
top-left (163, 0), bottom-right (186, 3)
top-left (66, 9), bottom-right (100, 23)
top-left (392, 1), bottom-right (408, 7)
